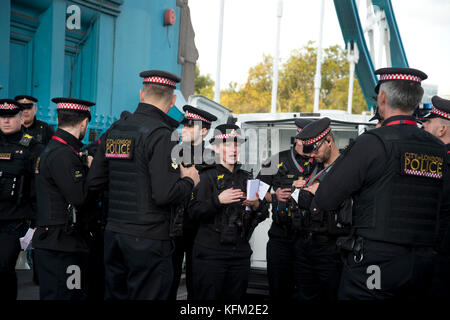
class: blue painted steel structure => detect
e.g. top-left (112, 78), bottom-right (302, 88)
top-left (0, 0), bottom-right (186, 142)
top-left (333, 0), bottom-right (409, 109)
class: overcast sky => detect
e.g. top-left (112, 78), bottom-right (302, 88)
top-left (188, 0), bottom-right (450, 95)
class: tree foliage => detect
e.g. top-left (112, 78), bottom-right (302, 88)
top-left (195, 42), bottom-right (367, 114)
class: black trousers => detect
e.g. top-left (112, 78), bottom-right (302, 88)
top-left (0, 220), bottom-right (28, 300)
top-left (294, 233), bottom-right (342, 300)
top-left (192, 244), bottom-right (251, 300)
top-left (266, 235), bottom-right (297, 300)
top-left (169, 230), bottom-right (196, 300)
top-left (104, 230), bottom-right (174, 300)
top-left (87, 229), bottom-right (105, 300)
top-left (428, 252), bottom-right (450, 298)
top-left (34, 248), bottom-right (89, 300)
top-left (338, 239), bottom-right (435, 299)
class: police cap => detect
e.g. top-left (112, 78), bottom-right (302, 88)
top-left (374, 67), bottom-right (427, 94)
top-left (0, 99), bottom-right (24, 117)
top-left (295, 118), bottom-right (313, 138)
top-left (297, 117), bottom-right (332, 154)
top-left (181, 105), bottom-right (218, 127)
top-left (423, 95), bottom-right (450, 121)
top-left (15, 95), bottom-right (38, 109)
top-left (139, 70), bottom-right (181, 89)
top-left (209, 124), bottom-right (247, 144)
top-left (52, 97), bottom-right (95, 121)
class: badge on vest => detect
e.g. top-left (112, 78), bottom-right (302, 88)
top-left (0, 152), bottom-right (12, 160)
top-left (402, 152), bottom-right (443, 179)
top-left (72, 167), bottom-right (85, 182)
top-left (105, 138), bottom-right (134, 159)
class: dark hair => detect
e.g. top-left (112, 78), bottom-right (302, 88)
top-left (57, 110), bottom-right (90, 127)
top-left (142, 83), bottom-right (174, 103)
top-left (380, 81), bottom-right (424, 112)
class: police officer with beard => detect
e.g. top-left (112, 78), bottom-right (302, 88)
top-left (169, 105), bottom-right (217, 300)
top-left (189, 124), bottom-right (268, 300)
top-left (14, 95), bottom-right (55, 144)
top-left (87, 70), bottom-right (199, 300)
top-left (32, 97), bottom-right (95, 300)
top-left (257, 118), bottom-right (316, 300)
top-left (422, 96), bottom-right (450, 297)
top-left (0, 100), bottom-right (44, 300)
top-left (294, 118), bottom-right (351, 300)
top-left (315, 68), bottom-right (447, 299)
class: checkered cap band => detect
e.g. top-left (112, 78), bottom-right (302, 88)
top-left (379, 74), bottom-right (422, 83)
top-left (214, 133), bottom-right (243, 140)
top-left (143, 76), bottom-right (177, 88)
top-left (302, 127), bottom-right (331, 145)
top-left (185, 112), bottom-right (211, 124)
top-left (431, 106), bottom-right (450, 120)
top-left (0, 103), bottom-right (19, 110)
top-left (57, 103), bottom-right (90, 112)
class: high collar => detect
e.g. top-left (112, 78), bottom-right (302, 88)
top-left (0, 128), bottom-right (24, 143)
top-left (382, 115), bottom-right (417, 127)
top-left (53, 128), bottom-right (84, 152)
top-left (23, 116), bottom-right (37, 130)
top-left (216, 163), bottom-right (241, 174)
top-left (134, 103), bottom-right (180, 129)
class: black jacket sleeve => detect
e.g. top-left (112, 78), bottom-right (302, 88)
top-left (147, 129), bottom-right (194, 206)
top-left (188, 170), bottom-right (222, 222)
top-left (86, 134), bottom-right (109, 194)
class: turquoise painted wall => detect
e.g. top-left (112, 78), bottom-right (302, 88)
top-left (2, 0), bottom-right (184, 142)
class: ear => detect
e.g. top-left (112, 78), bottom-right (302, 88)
top-left (170, 94), bottom-right (177, 107)
top-left (378, 89), bottom-right (387, 106)
top-left (140, 89), bottom-right (144, 102)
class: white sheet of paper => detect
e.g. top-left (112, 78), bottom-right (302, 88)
top-left (246, 179), bottom-right (261, 211)
top-left (257, 181), bottom-right (270, 200)
top-left (19, 228), bottom-right (35, 250)
top-left (291, 188), bottom-right (300, 204)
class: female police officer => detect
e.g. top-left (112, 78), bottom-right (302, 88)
top-left (188, 124), bottom-right (268, 300)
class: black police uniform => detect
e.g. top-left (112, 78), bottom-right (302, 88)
top-left (86, 70), bottom-right (195, 300)
top-left (188, 124), bottom-right (268, 300)
top-left (0, 99), bottom-right (44, 300)
top-left (315, 67), bottom-right (446, 300)
top-left (32, 97), bottom-right (95, 300)
top-left (169, 105), bottom-right (217, 300)
top-left (425, 96), bottom-right (450, 297)
top-left (294, 118), bottom-right (351, 300)
top-left (256, 118), bottom-right (317, 300)
top-left (15, 95), bottom-right (55, 144)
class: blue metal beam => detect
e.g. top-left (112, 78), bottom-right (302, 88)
top-left (334, 0), bottom-right (377, 109)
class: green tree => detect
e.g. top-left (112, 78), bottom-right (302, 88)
top-left (217, 43), bottom-right (367, 114)
top-left (194, 65), bottom-right (214, 100)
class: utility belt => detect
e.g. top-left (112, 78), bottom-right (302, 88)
top-left (0, 172), bottom-right (27, 205)
top-left (215, 204), bottom-right (263, 245)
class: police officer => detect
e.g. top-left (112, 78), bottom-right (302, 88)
top-left (0, 99), bottom-right (43, 300)
top-left (87, 70), bottom-right (200, 300)
top-left (294, 118), bottom-right (351, 300)
top-left (14, 95), bottom-right (55, 144)
top-left (169, 105), bottom-right (217, 300)
top-left (257, 118), bottom-right (316, 300)
top-left (422, 95), bottom-right (450, 297)
top-left (189, 124), bottom-right (268, 300)
top-left (32, 97), bottom-right (95, 300)
top-left (315, 67), bottom-right (447, 299)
